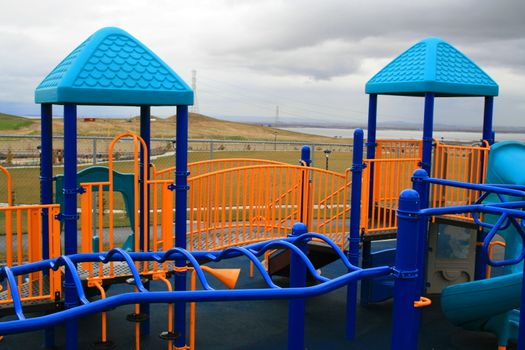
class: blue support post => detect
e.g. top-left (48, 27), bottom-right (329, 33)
top-left (63, 104), bottom-right (79, 350)
top-left (299, 145), bottom-right (311, 225)
top-left (174, 105), bottom-right (189, 348)
top-left (287, 222), bottom-right (308, 350)
top-left (40, 104), bottom-right (53, 259)
top-left (366, 94), bottom-right (377, 212)
top-left (518, 262), bottom-right (525, 350)
top-left (366, 94), bottom-right (377, 160)
top-left (476, 98), bottom-right (494, 279)
top-left (40, 103), bottom-right (55, 349)
top-left (411, 169), bottom-right (429, 296)
top-left (482, 96), bottom-right (495, 145)
top-left (347, 129), bottom-right (364, 337)
top-left (139, 105), bottom-right (151, 336)
top-left (421, 93), bottom-right (435, 174)
top-left (391, 189), bottom-right (422, 350)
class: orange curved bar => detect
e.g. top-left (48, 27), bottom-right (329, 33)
top-left (414, 296), bottom-right (432, 308)
top-left (486, 241), bottom-right (507, 278)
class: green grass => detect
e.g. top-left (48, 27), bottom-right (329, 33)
top-left (0, 113), bottom-right (33, 130)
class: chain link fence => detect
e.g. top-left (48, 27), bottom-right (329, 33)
top-left (0, 135), bottom-right (353, 205)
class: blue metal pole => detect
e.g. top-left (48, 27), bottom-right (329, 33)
top-left (347, 128), bottom-right (364, 337)
top-left (300, 145), bottom-right (312, 166)
top-left (139, 105), bottom-right (150, 251)
top-left (139, 105), bottom-right (151, 336)
top-left (299, 145), bottom-right (311, 225)
top-left (174, 105), bottom-right (189, 348)
top-left (482, 96), bottom-right (495, 145)
top-left (366, 94), bottom-right (377, 214)
top-left (476, 96), bottom-right (494, 279)
top-left (518, 262), bottom-right (525, 350)
top-left (40, 103), bottom-right (53, 259)
top-left (421, 93), bottom-right (435, 174)
top-left (40, 103), bottom-right (55, 349)
top-left (391, 189), bottom-right (422, 350)
top-left (287, 222), bottom-right (308, 350)
top-left (366, 94), bottom-right (377, 160)
top-left (63, 104), bottom-right (79, 350)
top-left (411, 169), bottom-right (429, 296)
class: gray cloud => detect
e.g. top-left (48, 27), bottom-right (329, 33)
top-left (0, 0), bottom-right (523, 127)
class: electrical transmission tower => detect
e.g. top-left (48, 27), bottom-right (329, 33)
top-left (191, 69), bottom-right (199, 113)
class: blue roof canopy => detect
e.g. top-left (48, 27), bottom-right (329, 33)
top-left (365, 37), bottom-right (498, 97)
top-left (35, 27), bottom-right (193, 106)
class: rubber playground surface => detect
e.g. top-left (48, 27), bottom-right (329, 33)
top-left (0, 254), bottom-right (511, 350)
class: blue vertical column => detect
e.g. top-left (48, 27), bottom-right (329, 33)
top-left (287, 222), bottom-right (308, 350)
top-left (366, 94), bottom-right (378, 160)
top-left (139, 105), bottom-right (151, 336)
top-left (366, 94), bottom-right (377, 213)
top-left (40, 103), bottom-right (55, 349)
top-left (174, 105), bottom-right (189, 348)
top-left (482, 96), bottom-right (495, 145)
top-left (421, 93), bottom-right (434, 175)
top-left (391, 189), bottom-right (422, 350)
top-left (299, 145), bottom-right (311, 225)
top-left (347, 128), bottom-right (364, 338)
top-left (363, 95), bottom-right (377, 299)
top-left (63, 104), bottom-right (79, 350)
top-left (40, 104), bottom-right (53, 259)
top-left (518, 262), bottom-right (525, 350)
top-left (139, 105), bottom-right (151, 251)
top-left (476, 96), bottom-right (495, 279)
top-left (411, 169), bottom-right (430, 313)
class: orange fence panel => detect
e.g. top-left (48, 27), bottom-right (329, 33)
top-left (361, 158), bottom-right (420, 234)
top-left (376, 139), bottom-right (422, 160)
top-left (306, 168), bottom-right (351, 249)
top-left (0, 204), bottom-right (61, 306)
top-left (431, 140), bottom-right (490, 221)
top-left (187, 165), bottom-right (306, 251)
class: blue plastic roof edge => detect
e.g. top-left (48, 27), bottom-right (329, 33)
top-left (35, 27), bottom-right (193, 106)
top-left (365, 37), bottom-right (499, 97)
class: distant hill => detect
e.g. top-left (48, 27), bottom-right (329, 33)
top-left (0, 112), bottom-right (349, 143)
top-left (0, 113), bottom-right (34, 130)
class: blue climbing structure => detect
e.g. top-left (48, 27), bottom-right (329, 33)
top-left (356, 37), bottom-right (499, 304)
top-left (34, 27), bottom-right (193, 349)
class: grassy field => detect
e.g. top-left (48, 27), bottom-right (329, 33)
top-left (0, 113), bottom-right (33, 130)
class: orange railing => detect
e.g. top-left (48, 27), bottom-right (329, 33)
top-left (186, 164), bottom-right (350, 251)
top-left (0, 204), bottom-right (61, 305)
top-left (307, 169), bottom-right (351, 248)
top-left (360, 158), bottom-right (420, 234)
top-left (376, 139), bottom-right (422, 159)
top-left (152, 158), bottom-right (287, 180)
top-left (431, 140), bottom-right (490, 221)
top-left (78, 131), bottom-right (158, 281)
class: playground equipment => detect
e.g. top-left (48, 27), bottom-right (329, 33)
top-left (0, 27), bottom-right (523, 349)
top-left (441, 141), bottom-right (525, 349)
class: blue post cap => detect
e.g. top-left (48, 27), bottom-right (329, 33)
top-left (353, 128), bottom-right (364, 139)
top-left (291, 222), bottom-right (308, 236)
top-left (398, 189), bottom-right (421, 212)
top-left (300, 146), bottom-right (312, 166)
top-left (412, 168), bottom-right (429, 180)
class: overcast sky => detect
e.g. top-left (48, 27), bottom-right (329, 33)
top-left (0, 0), bottom-right (524, 128)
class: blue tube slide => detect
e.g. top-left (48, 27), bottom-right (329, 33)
top-left (441, 141), bottom-right (525, 346)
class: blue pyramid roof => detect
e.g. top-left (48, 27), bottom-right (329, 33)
top-left (35, 27), bottom-right (193, 106)
top-left (365, 37), bottom-right (498, 97)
